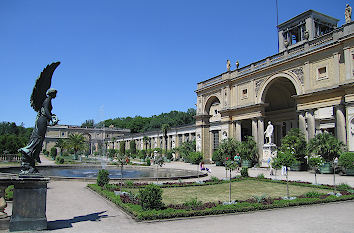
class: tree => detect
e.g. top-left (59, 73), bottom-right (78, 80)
top-left (119, 141), bottom-right (126, 155)
top-left (143, 136), bottom-right (150, 151)
top-left (161, 124), bottom-right (170, 154)
top-left (280, 128), bottom-right (307, 164)
top-left (308, 155), bottom-right (324, 184)
top-left (238, 136), bottom-right (258, 164)
top-left (107, 148), bottom-right (117, 159)
top-left (154, 154), bottom-right (165, 183)
top-left (65, 133), bottom-right (86, 160)
top-left (212, 138), bottom-right (240, 165)
top-left (272, 149), bottom-right (297, 198)
top-left (176, 140), bottom-right (196, 162)
top-left (225, 156), bottom-right (239, 203)
top-left (81, 119), bottom-right (94, 128)
top-left (55, 138), bottom-right (66, 156)
top-left (308, 132), bottom-right (344, 162)
top-left (129, 140), bottom-right (136, 155)
top-left (116, 152), bottom-right (127, 189)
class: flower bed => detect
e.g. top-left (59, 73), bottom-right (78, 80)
top-left (88, 179), bottom-right (354, 221)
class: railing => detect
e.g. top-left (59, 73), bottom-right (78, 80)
top-left (0, 154), bottom-right (21, 162)
top-left (197, 23), bottom-right (351, 90)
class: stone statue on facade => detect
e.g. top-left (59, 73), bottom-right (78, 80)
top-left (226, 60), bottom-right (231, 71)
top-left (19, 62), bottom-right (60, 174)
top-left (236, 60), bottom-right (239, 69)
top-left (196, 134), bottom-right (201, 151)
top-left (264, 121), bottom-right (274, 144)
top-left (345, 4), bottom-right (352, 23)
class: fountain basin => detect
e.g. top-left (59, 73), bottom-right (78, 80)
top-left (0, 165), bottom-right (207, 181)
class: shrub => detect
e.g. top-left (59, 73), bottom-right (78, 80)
top-left (304, 191), bottom-right (322, 198)
top-left (189, 151), bottom-right (203, 165)
top-left (146, 158), bottom-right (151, 166)
top-left (55, 156), bottom-right (64, 164)
top-left (210, 176), bottom-right (220, 182)
top-left (107, 148), bottom-right (117, 159)
top-left (50, 147), bottom-right (57, 159)
top-left (97, 169), bottom-right (110, 187)
top-left (337, 183), bottom-right (352, 191)
top-left (257, 173), bottom-right (265, 179)
top-left (139, 150), bottom-right (147, 160)
top-left (338, 152), bottom-right (354, 169)
top-left (138, 184), bottom-right (164, 210)
top-left (5, 185), bottom-right (14, 201)
top-left (241, 167), bottom-right (249, 177)
top-left (166, 150), bottom-right (174, 160)
top-left (308, 132), bottom-right (344, 162)
top-left (183, 197), bottom-right (202, 209)
top-left (124, 180), bottom-right (134, 188)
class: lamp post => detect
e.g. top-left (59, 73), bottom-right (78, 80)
top-left (333, 157), bottom-right (338, 194)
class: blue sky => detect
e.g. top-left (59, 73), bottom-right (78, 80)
top-left (0, 0), bottom-right (348, 127)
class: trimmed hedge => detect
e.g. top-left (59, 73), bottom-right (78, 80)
top-left (88, 183), bottom-right (354, 221)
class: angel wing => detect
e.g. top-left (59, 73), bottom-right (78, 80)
top-left (30, 62), bottom-right (60, 112)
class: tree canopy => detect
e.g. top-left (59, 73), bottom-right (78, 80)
top-left (0, 122), bottom-right (32, 154)
top-left (101, 108), bottom-right (196, 133)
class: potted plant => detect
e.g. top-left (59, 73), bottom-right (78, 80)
top-left (338, 152), bottom-right (354, 176)
top-left (280, 129), bottom-right (307, 171)
top-left (307, 132), bottom-right (344, 174)
top-left (238, 136), bottom-right (257, 168)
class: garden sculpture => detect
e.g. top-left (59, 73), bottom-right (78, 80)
top-left (19, 62), bottom-right (60, 174)
top-left (264, 121), bottom-right (274, 144)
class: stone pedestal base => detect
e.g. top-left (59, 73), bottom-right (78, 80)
top-left (9, 177), bottom-right (49, 232)
top-left (261, 143), bottom-right (277, 167)
top-left (0, 216), bottom-right (10, 230)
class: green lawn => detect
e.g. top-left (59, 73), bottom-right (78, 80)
top-left (125, 180), bottom-right (330, 204)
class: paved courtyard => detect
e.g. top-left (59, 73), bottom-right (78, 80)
top-left (2, 161), bottom-right (354, 233)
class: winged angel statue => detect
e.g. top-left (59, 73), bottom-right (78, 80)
top-left (19, 62), bottom-right (60, 174)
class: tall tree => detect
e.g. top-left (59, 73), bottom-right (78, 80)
top-left (161, 124), bottom-right (170, 154)
top-left (66, 133), bottom-right (86, 160)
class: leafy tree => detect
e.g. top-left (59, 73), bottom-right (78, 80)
top-left (176, 140), bottom-right (196, 162)
top-left (107, 148), bottom-right (117, 159)
top-left (50, 147), bottom-right (57, 159)
top-left (116, 152), bottom-right (127, 189)
top-left (308, 132), bottom-right (345, 162)
top-left (81, 119), bottom-right (94, 128)
top-left (143, 136), bottom-right (150, 151)
top-left (119, 141), bottom-right (126, 155)
top-left (161, 124), bottom-right (170, 153)
top-left (238, 136), bottom-right (258, 164)
top-left (272, 149), bottom-right (297, 198)
top-left (225, 156), bottom-right (239, 203)
top-left (0, 134), bottom-right (24, 154)
top-left (55, 138), bottom-right (66, 156)
top-left (308, 155), bottom-right (324, 184)
top-left (280, 128), bottom-right (307, 163)
top-left (212, 138), bottom-right (240, 165)
top-left (65, 133), bottom-right (87, 160)
top-left (129, 140), bottom-right (137, 155)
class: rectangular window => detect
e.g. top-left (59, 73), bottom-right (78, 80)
top-left (317, 66), bottom-right (327, 80)
top-left (213, 131), bottom-right (219, 151)
top-left (242, 89), bottom-right (248, 99)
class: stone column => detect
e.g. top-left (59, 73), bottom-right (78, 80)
top-left (235, 121), bottom-right (242, 142)
top-left (252, 118), bottom-right (258, 143)
top-left (343, 47), bottom-right (352, 80)
top-left (257, 117), bottom-right (264, 159)
top-left (307, 109), bottom-right (316, 140)
top-left (335, 105), bottom-right (347, 144)
top-left (298, 111), bottom-right (307, 140)
top-left (286, 121), bottom-right (291, 134)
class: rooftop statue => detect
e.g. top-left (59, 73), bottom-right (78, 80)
top-left (226, 59), bottom-right (231, 71)
top-left (345, 4), bottom-right (352, 23)
top-left (19, 62), bottom-right (60, 174)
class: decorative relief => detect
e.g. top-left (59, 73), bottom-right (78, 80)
top-left (255, 78), bottom-right (265, 96)
top-left (290, 67), bottom-right (304, 84)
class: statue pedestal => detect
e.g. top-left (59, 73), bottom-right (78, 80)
top-left (0, 216), bottom-right (10, 230)
top-left (261, 143), bottom-right (277, 167)
top-left (9, 177), bottom-right (49, 232)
